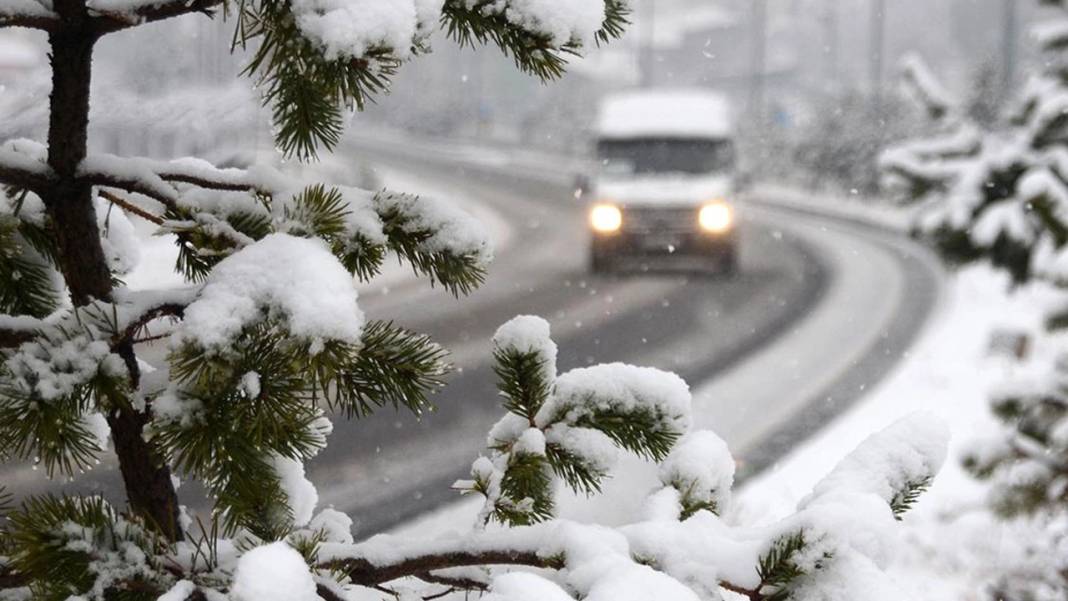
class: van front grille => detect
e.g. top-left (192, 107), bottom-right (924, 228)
top-left (622, 206), bottom-right (697, 233)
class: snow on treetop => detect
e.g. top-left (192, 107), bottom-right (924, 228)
top-left (177, 233), bottom-right (364, 350)
top-left (596, 89), bottom-right (733, 140)
top-left (494, 314), bottom-right (558, 380)
top-left (658, 430), bottom-right (735, 512)
top-left (494, 314), bottom-right (553, 355)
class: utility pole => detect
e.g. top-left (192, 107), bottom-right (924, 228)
top-left (639, 0), bottom-right (656, 87)
top-left (823, 0), bottom-right (839, 90)
top-left (1001, 0), bottom-right (1017, 97)
top-left (749, 0), bottom-right (767, 123)
top-left (869, 0), bottom-right (886, 105)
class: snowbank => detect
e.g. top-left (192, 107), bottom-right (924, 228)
top-left (736, 264), bottom-right (1057, 598)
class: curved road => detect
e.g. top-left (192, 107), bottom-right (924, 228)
top-left (0, 136), bottom-right (943, 537)
top-left (308, 136), bottom-right (943, 532)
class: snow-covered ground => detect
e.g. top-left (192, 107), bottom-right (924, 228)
top-left (375, 181), bottom-right (1037, 597)
top-left (736, 263), bottom-right (1054, 598)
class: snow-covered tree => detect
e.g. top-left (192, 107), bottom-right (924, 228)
top-left (882, 3), bottom-right (1068, 596)
top-left (0, 0), bottom-right (950, 599)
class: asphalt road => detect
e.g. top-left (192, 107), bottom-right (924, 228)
top-left (0, 137), bottom-right (943, 538)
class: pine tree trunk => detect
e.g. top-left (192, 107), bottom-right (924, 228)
top-left (44, 12), bottom-right (183, 541)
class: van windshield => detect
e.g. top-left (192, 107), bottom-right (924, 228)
top-left (596, 137), bottom-right (735, 177)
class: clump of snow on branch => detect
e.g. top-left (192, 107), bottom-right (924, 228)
top-left (489, 0), bottom-right (607, 47)
top-left (483, 571), bottom-right (574, 601)
top-left (0, 138), bottom-right (50, 175)
top-left (231, 542), bottom-right (319, 601)
top-left (493, 314), bottom-right (558, 381)
top-left (95, 196), bottom-right (142, 276)
top-left (176, 233), bottom-right (364, 350)
top-left (375, 189), bottom-right (494, 267)
top-left (5, 314), bottom-right (125, 402)
top-left (271, 454), bottom-right (319, 527)
top-left (289, 0), bottom-right (440, 61)
top-left (802, 412), bottom-right (948, 511)
top-left (656, 430), bottom-right (735, 517)
top-left (539, 363), bottom-right (691, 434)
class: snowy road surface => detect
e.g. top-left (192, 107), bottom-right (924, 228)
top-left (308, 136), bottom-right (943, 533)
top-left (0, 136), bottom-right (942, 537)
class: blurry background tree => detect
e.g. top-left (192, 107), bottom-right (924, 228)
top-left (882, 0), bottom-right (1068, 596)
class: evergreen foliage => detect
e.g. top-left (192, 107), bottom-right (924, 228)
top-left (884, 2), bottom-right (1068, 595)
top-left (755, 531), bottom-right (815, 601)
top-left (0, 0), bottom-right (947, 598)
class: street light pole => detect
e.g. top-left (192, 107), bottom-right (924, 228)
top-left (823, 0), bottom-right (839, 90)
top-left (749, 0), bottom-right (767, 122)
top-left (869, 0), bottom-right (886, 104)
top-left (639, 0), bottom-right (656, 87)
top-left (1001, 0), bottom-right (1017, 97)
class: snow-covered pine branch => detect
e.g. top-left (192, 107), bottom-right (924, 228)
top-left (882, 17), bottom-right (1068, 283)
top-left (1, 307), bottom-right (950, 601)
top-left (886, 3), bottom-right (1068, 595)
top-left (899, 53), bottom-right (957, 122)
top-left (0, 139), bottom-right (54, 195)
top-left (0, 0), bottom-right (59, 30)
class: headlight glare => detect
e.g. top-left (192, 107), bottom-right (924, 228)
top-left (699, 202), bottom-right (732, 233)
top-left (590, 204), bottom-right (623, 233)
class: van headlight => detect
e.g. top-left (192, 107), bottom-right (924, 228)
top-left (698, 202), bottom-right (732, 233)
top-left (590, 203), bottom-right (623, 233)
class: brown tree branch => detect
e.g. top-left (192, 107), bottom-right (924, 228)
top-left (113, 301), bottom-right (186, 347)
top-left (0, 162), bottom-right (54, 195)
top-left (324, 549), bottom-right (564, 587)
top-left (0, 565), bottom-right (29, 590)
top-left (0, 328), bottom-right (37, 349)
top-left (81, 164), bottom-right (264, 211)
top-left (0, 13), bottom-right (60, 31)
top-left (155, 169), bottom-right (263, 194)
top-left (98, 189), bottom-right (164, 224)
top-left (91, 0), bottom-right (223, 34)
top-left (720, 582), bottom-right (762, 601)
top-left (415, 571), bottom-right (489, 592)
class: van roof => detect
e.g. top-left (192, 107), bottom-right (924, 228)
top-left (596, 89), bottom-right (733, 140)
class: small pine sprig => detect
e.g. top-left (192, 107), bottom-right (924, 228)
top-left (889, 476), bottom-right (933, 520)
top-left (569, 402), bottom-right (680, 462)
top-left (5, 495), bottom-right (170, 601)
top-left (441, 0), bottom-right (631, 81)
top-left (375, 191), bottom-right (488, 296)
top-left (0, 212), bottom-right (60, 318)
top-left (754, 530), bottom-right (826, 601)
top-left (157, 317), bottom-right (448, 537)
top-left (493, 345), bottom-right (553, 421)
top-left (0, 304), bottom-right (130, 478)
top-left (231, 0), bottom-right (406, 160)
top-left (316, 320), bottom-right (449, 419)
top-left (466, 317), bottom-right (689, 527)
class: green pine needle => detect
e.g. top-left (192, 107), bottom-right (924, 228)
top-left (493, 347), bottom-right (553, 421)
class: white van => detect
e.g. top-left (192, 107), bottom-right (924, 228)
top-left (583, 89), bottom-right (740, 274)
